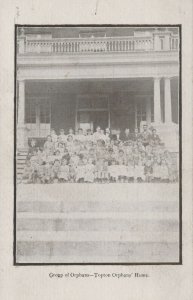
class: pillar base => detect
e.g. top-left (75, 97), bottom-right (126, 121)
top-left (17, 125), bottom-right (28, 149)
top-left (150, 122), bottom-right (179, 152)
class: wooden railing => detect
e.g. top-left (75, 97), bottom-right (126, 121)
top-left (18, 33), bottom-right (179, 54)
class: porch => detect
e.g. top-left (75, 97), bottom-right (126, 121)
top-left (17, 77), bottom-right (179, 149)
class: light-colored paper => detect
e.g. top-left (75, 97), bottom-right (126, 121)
top-left (0, 0), bottom-right (192, 299)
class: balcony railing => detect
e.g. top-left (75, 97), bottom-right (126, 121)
top-left (18, 32), bottom-right (179, 54)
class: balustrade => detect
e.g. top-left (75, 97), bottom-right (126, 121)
top-left (18, 33), bottom-right (179, 54)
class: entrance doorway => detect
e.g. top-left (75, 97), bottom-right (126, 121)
top-left (77, 111), bottom-right (109, 132)
top-left (76, 94), bottom-right (109, 132)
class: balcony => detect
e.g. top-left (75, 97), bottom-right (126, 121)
top-left (17, 30), bottom-right (179, 55)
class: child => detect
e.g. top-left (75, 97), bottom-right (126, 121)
top-left (44, 135), bottom-right (54, 155)
top-left (51, 159), bottom-right (60, 183)
top-left (117, 150), bottom-right (127, 182)
top-left (50, 129), bottom-right (58, 144)
top-left (75, 156), bottom-right (86, 183)
top-left (55, 150), bottom-right (63, 161)
top-left (134, 156), bottom-right (145, 182)
top-left (58, 129), bottom-right (66, 143)
top-left (66, 135), bottom-right (74, 154)
top-left (152, 156), bottom-right (161, 182)
top-left (101, 160), bottom-right (109, 183)
top-left (76, 128), bottom-right (85, 142)
top-left (69, 163), bottom-right (76, 182)
top-left (84, 158), bottom-right (95, 183)
top-left (22, 160), bottom-right (33, 183)
top-left (28, 139), bottom-right (38, 158)
top-left (144, 156), bottom-right (153, 182)
top-left (160, 159), bottom-right (169, 182)
top-left (29, 151), bottom-right (39, 183)
top-left (37, 162), bottom-right (46, 184)
top-left (58, 158), bottom-right (69, 182)
top-left (127, 158), bottom-right (135, 182)
top-left (94, 158), bottom-right (104, 183)
top-left (44, 161), bottom-right (52, 183)
top-left (85, 129), bottom-right (94, 142)
top-left (108, 160), bottom-right (119, 182)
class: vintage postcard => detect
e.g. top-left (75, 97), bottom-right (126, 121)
top-left (15, 25), bottom-right (181, 264)
top-left (0, 0), bottom-right (192, 300)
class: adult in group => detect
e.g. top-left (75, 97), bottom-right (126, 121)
top-left (119, 128), bottom-right (132, 142)
top-left (140, 124), bottom-right (151, 147)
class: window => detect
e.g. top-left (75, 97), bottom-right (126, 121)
top-left (78, 95), bottom-right (108, 110)
top-left (25, 99), bottom-right (36, 123)
top-left (40, 100), bottom-right (51, 123)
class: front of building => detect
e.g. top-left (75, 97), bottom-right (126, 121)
top-left (16, 27), bottom-right (179, 151)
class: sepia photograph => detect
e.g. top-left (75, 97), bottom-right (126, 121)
top-left (15, 25), bottom-right (181, 264)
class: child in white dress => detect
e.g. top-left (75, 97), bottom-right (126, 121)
top-left (84, 158), bottom-right (95, 183)
top-left (134, 156), bottom-right (145, 182)
top-left (108, 160), bottom-right (119, 182)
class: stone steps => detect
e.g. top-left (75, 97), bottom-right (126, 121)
top-left (16, 149), bottom-right (28, 180)
top-left (16, 183), bottom-right (179, 263)
top-left (17, 230), bottom-right (179, 242)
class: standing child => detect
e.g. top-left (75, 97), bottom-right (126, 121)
top-left (22, 160), bottom-right (33, 183)
top-left (144, 156), bottom-right (153, 182)
top-left (51, 159), bottom-right (60, 183)
top-left (160, 159), bottom-right (169, 182)
top-left (108, 160), bottom-right (119, 182)
top-left (134, 156), bottom-right (145, 182)
top-left (127, 158), bottom-right (135, 182)
top-left (101, 160), bottom-right (109, 183)
top-left (58, 158), bottom-right (69, 182)
top-left (75, 155), bottom-right (86, 183)
top-left (44, 135), bottom-right (54, 155)
top-left (84, 158), bottom-right (95, 183)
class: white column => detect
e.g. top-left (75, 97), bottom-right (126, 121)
top-left (17, 80), bottom-right (26, 148)
top-left (164, 77), bottom-right (172, 123)
top-left (146, 97), bottom-right (151, 124)
top-left (153, 77), bottom-right (161, 123)
top-left (18, 80), bottom-right (25, 125)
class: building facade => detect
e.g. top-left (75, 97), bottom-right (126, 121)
top-left (16, 27), bottom-right (179, 151)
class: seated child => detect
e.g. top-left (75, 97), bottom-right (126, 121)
top-left (58, 158), bottom-right (69, 182)
top-left (55, 150), bottom-right (63, 161)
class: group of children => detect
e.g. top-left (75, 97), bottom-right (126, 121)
top-left (21, 126), bottom-right (178, 184)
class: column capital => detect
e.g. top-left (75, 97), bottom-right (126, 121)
top-left (153, 76), bottom-right (161, 81)
top-left (164, 76), bottom-right (172, 80)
